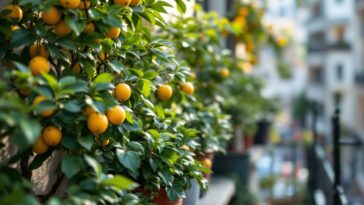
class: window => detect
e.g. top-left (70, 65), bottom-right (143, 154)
top-left (336, 64), bottom-right (343, 81)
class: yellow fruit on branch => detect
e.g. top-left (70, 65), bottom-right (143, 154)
top-left (72, 62), bottom-right (81, 74)
top-left (98, 52), bottom-right (106, 61)
top-left (220, 68), bottom-right (230, 78)
top-left (78, 0), bottom-right (91, 9)
top-left (84, 22), bottom-right (95, 33)
top-left (4, 5), bottom-right (23, 22)
top-left (129, 0), bottom-right (141, 7)
top-left (54, 20), bottom-right (72, 37)
top-left (157, 84), bottom-right (173, 101)
top-left (98, 139), bottom-right (110, 147)
top-left (32, 95), bottom-right (54, 117)
top-left (29, 44), bottom-right (49, 58)
top-left (190, 72), bottom-right (196, 80)
top-left (41, 6), bottom-right (62, 25)
top-left (114, 83), bottom-right (131, 101)
top-left (114, 0), bottom-right (131, 7)
top-left (59, 0), bottom-right (81, 9)
top-left (107, 106), bottom-right (126, 125)
top-left (181, 145), bottom-right (190, 151)
top-left (201, 159), bottom-right (212, 169)
top-left (106, 27), bottom-right (121, 38)
top-left (32, 137), bottom-right (49, 154)
top-left (29, 56), bottom-right (50, 76)
top-left (277, 36), bottom-right (288, 47)
top-left (85, 106), bottom-right (96, 117)
top-left (238, 7), bottom-right (249, 17)
top-left (87, 112), bottom-right (109, 134)
top-left (42, 126), bottom-right (62, 146)
top-left (181, 82), bottom-right (194, 95)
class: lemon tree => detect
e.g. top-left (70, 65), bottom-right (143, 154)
top-left (0, 0), bottom-right (208, 204)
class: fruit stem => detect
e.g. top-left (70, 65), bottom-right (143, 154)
top-left (83, 0), bottom-right (90, 19)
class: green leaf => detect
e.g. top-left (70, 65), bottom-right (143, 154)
top-left (77, 135), bottom-right (94, 151)
top-left (116, 149), bottom-right (141, 172)
top-left (138, 79), bottom-right (151, 97)
top-left (101, 175), bottom-right (138, 190)
top-left (61, 155), bottom-right (82, 179)
top-left (63, 99), bottom-right (82, 113)
top-left (107, 60), bottom-right (125, 73)
top-left (41, 73), bottom-right (58, 91)
top-left (154, 105), bottom-right (165, 119)
top-left (175, 0), bottom-right (187, 13)
top-left (84, 154), bottom-right (102, 177)
top-left (93, 72), bottom-right (114, 84)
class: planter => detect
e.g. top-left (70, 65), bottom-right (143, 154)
top-left (183, 179), bottom-right (200, 205)
top-left (135, 188), bottom-right (183, 205)
top-left (253, 120), bottom-right (271, 145)
top-left (195, 152), bottom-right (215, 182)
top-left (212, 152), bottom-right (250, 186)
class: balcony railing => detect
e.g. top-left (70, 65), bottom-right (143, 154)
top-left (307, 41), bottom-right (351, 53)
top-left (307, 145), bottom-right (348, 205)
top-left (327, 41), bottom-right (351, 51)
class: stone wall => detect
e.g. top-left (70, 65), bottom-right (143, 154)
top-left (0, 0), bottom-right (67, 196)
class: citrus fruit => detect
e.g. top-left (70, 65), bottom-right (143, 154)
top-left (201, 159), bottom-right (212, 169)
top-left (277, 36), bottom-right (288, 47)
top-left (32, 95), bottom-right (54, 117)
top-left (59, 0), bottom-right (81, 9)
top-left (29, 56), bottom-right (50, 76)
top-left (54, 20), bottom-right (72, 37)
top-left (72, 62), bottom-right (81, 74)
top-left (181, 145), bottom-right (190, 151)
top-left (129, 0), bottom-right (141, 7)
top-left (4, 5), bottom-right (23, 22)
top-left (101, 139), bottom-right (110, 146)
top-left (107, 106), bottom-right (126, 125)
top-left (78, 0), bottom-right (90, 9)
top-left (106, 27), bottom-right (121, 38)
top-left (41, 6), bottom-right (62, 25)
top-left (157, 84), bottom-right (173, 101)
top-left (87, 112), bottom-right (108, 134)
top-left (114, 83), bottom-right (131, 101)
top-left (190, 72), bottom-right (196, 80)
top-left (42, 126), bottom-right (62, 146)
top-left (245, 41), bottom-right (254, 53)
top-left (114, 0), bottom-right (131, 6)
top-left (84, 106), bottom-right (96, 117)
top-left (220, 68), bottom-right (230, 78)
top-left (98, 52), bottom-right (106, 61)
top-left (29, 44), bottom-right (49, 58)
top-left (32, 137), bottom-right (49, 154)
top-left (84, 22), bottom-right (95, 33)
top-left (181, 82), bottom-right (194, 95)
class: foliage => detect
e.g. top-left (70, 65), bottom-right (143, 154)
top-left (0, 0), bottom-right (209, 204)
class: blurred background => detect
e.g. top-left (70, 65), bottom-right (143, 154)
top-left (188, 0), bottom-right (364, 205)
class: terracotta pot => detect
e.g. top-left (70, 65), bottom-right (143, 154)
top-left (195, 152), bottom-right (215, 182)
top-left (135, 188), bottom-right (183, 205)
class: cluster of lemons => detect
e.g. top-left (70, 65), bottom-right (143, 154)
top-left (3, 1), bottom-right (200, 166)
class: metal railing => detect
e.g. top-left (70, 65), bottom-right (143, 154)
top-left (307, 107), bottom-right (351, 205)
